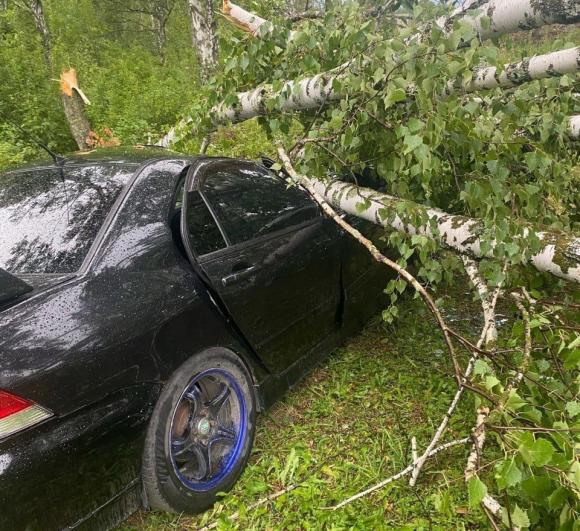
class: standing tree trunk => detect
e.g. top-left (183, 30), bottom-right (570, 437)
top-left (188, 0), bottom-right (218, 82)
top-left (60, 69), bottom-right (92, 150)
top-left (151, 13), bottom-right (167, 62)
top-left (23, 0), bottom-right (52, 70)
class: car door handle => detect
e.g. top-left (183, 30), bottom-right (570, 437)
top-left (221, 265), bottom-right (257, 287)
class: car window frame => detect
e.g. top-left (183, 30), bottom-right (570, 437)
top-left (84, 158), bottom-right (192, 275)
top-left (183, 158), bottom-right (322, 261)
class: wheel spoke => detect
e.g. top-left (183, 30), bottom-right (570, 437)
top-left (206, 383), bottom-right (231, 416)
top-left (170, 371), bottom-right (246, 487)
top-left (189, 441), bottom-right (211, 480)
top-left (184, 386), bottom-right (202, 413)
top-left (213, 424), bottom-right (236, 443)
top-left (173, 439), bottom-right (212, 480)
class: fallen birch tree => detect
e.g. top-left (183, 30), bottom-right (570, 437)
top-left (208, 44), bottom-right (579, 127)
top-left (306, 178), bottom-right (580, 283)
top-left (432, 0), bottom-right (580, 41)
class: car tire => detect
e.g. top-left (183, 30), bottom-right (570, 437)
top-left (142, 348), bottom-right (256, 514)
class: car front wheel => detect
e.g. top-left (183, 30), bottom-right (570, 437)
top-left (142, 348), bottom-right (256, 514)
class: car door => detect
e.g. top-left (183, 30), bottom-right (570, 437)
top-left (181, 159), bottom-right (342, 374)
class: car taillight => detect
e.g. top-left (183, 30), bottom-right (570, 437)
top-left (0, 390), bottom-right (52, 439)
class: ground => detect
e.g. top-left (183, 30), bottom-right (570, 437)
top-left (120, 285), bottom-right (495, 530)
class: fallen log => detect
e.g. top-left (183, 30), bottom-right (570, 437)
top-left (434, 0), bottom-right (580, 42)
top-left (304, 178), bottom-right (580, 283)
top-left (451, 46), bottom-right (580, 93)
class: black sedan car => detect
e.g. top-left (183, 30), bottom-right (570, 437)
top-left (0, 147), bottom-right (390, 530)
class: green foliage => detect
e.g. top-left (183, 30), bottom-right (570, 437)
top-left (468, 476), bottom-right (487, 508)
top-left (200, 1), bottom-right (579, 291)
top-left (467, 294), bottom-right (580, 527)
top-left (0, 0), bottom-right (201, 166)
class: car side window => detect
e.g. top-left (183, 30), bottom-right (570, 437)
top-left (184, 191), bottom-right (227, 256)
top-left (200, 164), bottom-right (319, 245)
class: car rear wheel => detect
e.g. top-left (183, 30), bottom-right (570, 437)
top-left (142, 348), bottom-right (256, 514)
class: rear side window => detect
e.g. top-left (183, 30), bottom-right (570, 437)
top-left (201, 164), bottom-right (318, 245)
top-left (184, 191), bottom-right (226, 256)
top-left (0, 164), bottom-right (133, 274)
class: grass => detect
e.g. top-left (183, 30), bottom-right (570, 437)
top-left (120, 286), bottom-right (494, 530)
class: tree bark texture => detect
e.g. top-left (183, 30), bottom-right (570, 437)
top-left (60, 69), bottom-right (92, 150)
top-left (306, 178), bottom-right (580, 283)
top-left (435, 0), bottom-right (580, 42)
top-left (189, 0), bottom-right (219, 81)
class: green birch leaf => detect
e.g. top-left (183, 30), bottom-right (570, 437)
top-left (468, 476), bottom-right (487, 508)
top-left (496, 459), bottom-right (522, 490)
top-left (519, 436), bottom-right (554, 467)
top-left (511, 505), bottom-right (531, 528)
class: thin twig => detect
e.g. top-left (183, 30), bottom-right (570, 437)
top-left (200, 135), bottom-right (211, 154)
top-left (408, 258), bottom-right (502, 486)
top-left (330, 438), bottom-right (470, 510)
top-left (197, 484), bottom-right (300, 531)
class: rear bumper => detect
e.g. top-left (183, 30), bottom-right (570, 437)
top-left (0, 384), bottom-right (158, 531)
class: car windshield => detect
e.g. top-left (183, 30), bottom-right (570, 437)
top-left (0, 164), bottom-right (134, 274)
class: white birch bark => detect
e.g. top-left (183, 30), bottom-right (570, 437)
top-left (305, 178), bottom-right (580, 283)
top-left (435, 0), bottom-right (580, 42)
top-left (221, 0), bottom-right (271, 36)
top-left (214, 72), bottom-right (338, 125)
top-left (569, 115), bottom-right (580, 138)
top-left (210, 45), bottom-right (579, 126)
top-left (464, 407), bottom-right (504, 519)
top-left (455, 46), bottom-right (580, 93)
top-left (189, 0), bottom-right (219, 82)
top-left (23, 0), bottom-right (52, 69)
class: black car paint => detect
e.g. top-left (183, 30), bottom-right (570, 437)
top-left (0, 268), bottom-right (33, 306)
top-left (0, 149), bottom-right (391, 530)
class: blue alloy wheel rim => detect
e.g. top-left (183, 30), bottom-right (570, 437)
top-left (169, 368), bottom-right (247, 491)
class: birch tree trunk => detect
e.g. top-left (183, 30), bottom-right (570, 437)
top-left (189, 0), bottom-right (219, 82)
top-left (210, 1), bottom-right (579, 128)
top-left (209, 45), bottom-right (578, 128)
top-left (435, 0), bottom-right (580, 42)
top-left (23, 0), bottom-right (52, 70)
top-left (305, 178), bottom-right (580, 283)
top-left (150, 11), bottom-right (168, 63)
top-left (454, 46), bottom-right (580, 93)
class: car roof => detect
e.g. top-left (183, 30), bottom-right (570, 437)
top-left (3, 146), bottom-right (197, 173)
